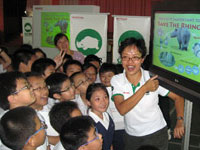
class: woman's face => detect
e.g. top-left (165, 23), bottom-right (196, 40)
top-left (56, 36), bottom-right (69, 52)
top-left (121, 45), bottom-right (144, 77)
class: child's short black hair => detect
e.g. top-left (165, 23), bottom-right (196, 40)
top-left (60, 116), bottom-right (95, 150)
top-left (45, 72), bottom-right (69, 98)
top-left (63, 59), bottom-right (83, 73)
top-left (83, 63), bottom-right (97, 74)
top-left (49, 101), bottom-right (79, 133)
top-left (137, 145), bottom-right (159, 150)
top-left (54, 33), bottom-right (69, 46)
top-left (0, 106), bottom-right (37, 150)
top-left (99, 63), bottom-right (117, 75)
top-left (0, 71), bottom-right (27, 110)
top-left (33, 48), bottom-right (47, 58)
top-left (118, 37), bottom-right (147, 58)
top-left (31, 58), bottom-right (56, 76)
top-left (84, 54), bottom-right (102, 65)
top-left (12, 48), bottom-right (35, 71)
top-left (25, 71), bottom-right (42, 78)
top-left (86, 83), bottom-right (109, 101)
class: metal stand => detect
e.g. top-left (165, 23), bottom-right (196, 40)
top-left (181, 99), bottom-right (193, 150)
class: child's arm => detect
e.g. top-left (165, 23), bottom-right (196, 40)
top-left (47, 135), bottom-right (60, 145)
top-left (0, 49), bottom-right (11, 70)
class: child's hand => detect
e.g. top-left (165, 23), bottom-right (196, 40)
top-left (54, 50), bottom-right (66, 70)
top-left (143, 75), bottom-right (159, 92)
top-left (174, 119), bottom-right (185, 139)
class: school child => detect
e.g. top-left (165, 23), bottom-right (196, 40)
top-left (86, 83), bottom-right (115, 150)
top-left (0, 106), bottom-right (46, 150)
top-left (63, 59), bottom-right (83, 77)
top-left (60, 116), bottom-right (103, 150)
top-left (83, 63), bottom-right (98, 84)
top-left (0, 71), bottom-right (48, 150)
top-left (45, 72), bottom-right (75, 103)
top-left (49, 101), bottom-right (82, 150)
top-left (84, 54), bottom-right (102, 83)
top-left (26, 72), bottom-right (59, 146)
top-left (12, 48), bottom-right (37, 73)
top-left (33, 48), bottom-right (47, 59)
top-left (31, 58), bottom-right (56, 79)
top-left (99, 63), bottom-right (125, 150)
top-left (70, 72), bottom-right (90, 115)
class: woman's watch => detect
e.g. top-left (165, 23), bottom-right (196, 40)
top-left (177, 116), bottom-right (184, 120)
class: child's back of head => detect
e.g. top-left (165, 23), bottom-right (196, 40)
top-left (0, 106), bottom-right (46, 150)
top-left (49, 101), bottom-right (81, 133)
top-left (60, 116), bottom-right (102, 150)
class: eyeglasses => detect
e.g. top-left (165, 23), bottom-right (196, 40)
top-left (11, 84), bottom-right (31, 95)
top-left (121, 56), bottom-right (142, 62)
top-left (32, 85), bottom-right (49, 92)
top-left (80, 127), bottom-right (99, 147)
top-left (59, 83), bottom-right (74, 93)
top-left (74, 78), bottom-right (89, 89)
top-left (25, 121), bottom-right (47, 145)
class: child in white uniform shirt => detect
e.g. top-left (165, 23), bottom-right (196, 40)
top-left (70, 72), bottom-right (90, 115)
top-left (87, 83), bottom-right (115, 150)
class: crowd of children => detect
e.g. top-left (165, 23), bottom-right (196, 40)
top-left (0, 35), bottom-right (184, 150)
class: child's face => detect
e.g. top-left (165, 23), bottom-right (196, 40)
top-left (82, 126), bottom-right (103, 150)
top-left (12, 78), bottom-right (36, 107)
top-left (43, 65), bottom-right (55, 79)
top-left (73, 73), bottom-right (90, 95)
top-left (84, 67), bottom-right (97, 84)
top-left (31, 116), bottom-right (46, 147)
top-left (90, 61), bottom-right (100, 72)
top-left (100, 71), bottom-right (115, 87)
top-left (59, 79), bottom-right (75, 101)
top-left (66, 64), bottom-right (82, 77)
top-left (28, 76), bottom-right (49, 108)
top-left (89, 89), bottom-right (109, 116)
top-left (25, 55), bottom-right (37, 72)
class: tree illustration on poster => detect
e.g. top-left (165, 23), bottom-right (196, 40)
top-left (75, 29), bottom-right (102, 55)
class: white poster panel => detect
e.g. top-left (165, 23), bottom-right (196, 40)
top-left (113, 15), bottom-right (151, 63)
top-left (70, 13), bottom-right (108, 62)
top-left (22, 17), bottom-right (32, 45)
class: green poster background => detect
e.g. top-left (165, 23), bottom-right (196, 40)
top-left (41, 12), bottom-right (70, 48)
top-left (153, 13), bottom-right (200, 83)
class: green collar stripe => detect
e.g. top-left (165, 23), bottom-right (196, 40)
top-left (131, 82), bottom-right (140, 93)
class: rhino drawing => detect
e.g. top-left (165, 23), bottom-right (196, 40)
top-left (77, 36), bottom-right (99, 50)
top-left (170, 27), bottom-right (191, 50)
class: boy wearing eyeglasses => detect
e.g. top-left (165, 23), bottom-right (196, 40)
top-left (70, 72), bottom-right (90, 115)
top-left (26, 72), bottom-right (59, 147)
top-left (0, 106), bottom-right (46, 150)
top-left (60, 116), bottom-right (103, 150)
top-left (46, 72), bottom-right (75, 102)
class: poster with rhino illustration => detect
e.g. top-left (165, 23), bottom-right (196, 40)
top-left (152, 12), bottom-right (200, 83)
top-left (70, 13), bottom-right (108, 62)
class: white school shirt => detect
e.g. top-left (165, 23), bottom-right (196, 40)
top-left (53, 141), bottom-right (65, 150)
top-left (88, 109), bottom-right (110, 130)
top-left (73, 94), bottom-right (88, 115)
top-left (111, 68), bottom-right (169, 136)
top-left (106, 87), bottom-right (124, 130)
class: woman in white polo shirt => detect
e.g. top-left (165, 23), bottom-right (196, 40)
top-left (111, 38), bottom-right (184, 150)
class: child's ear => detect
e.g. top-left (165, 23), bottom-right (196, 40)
top-left (86, 101), bottom-right (91, 107)
top-left (53, 93), bottom-right (61, 100)
top-left (7, 95), bottom-right (16, 105)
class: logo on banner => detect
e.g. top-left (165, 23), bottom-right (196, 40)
top-left (117, 30), bottom-right (144, 64)
top-left (75, 29), bottom-right (102, 55)
top-left (24, 23), bottom-right (32, 33)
